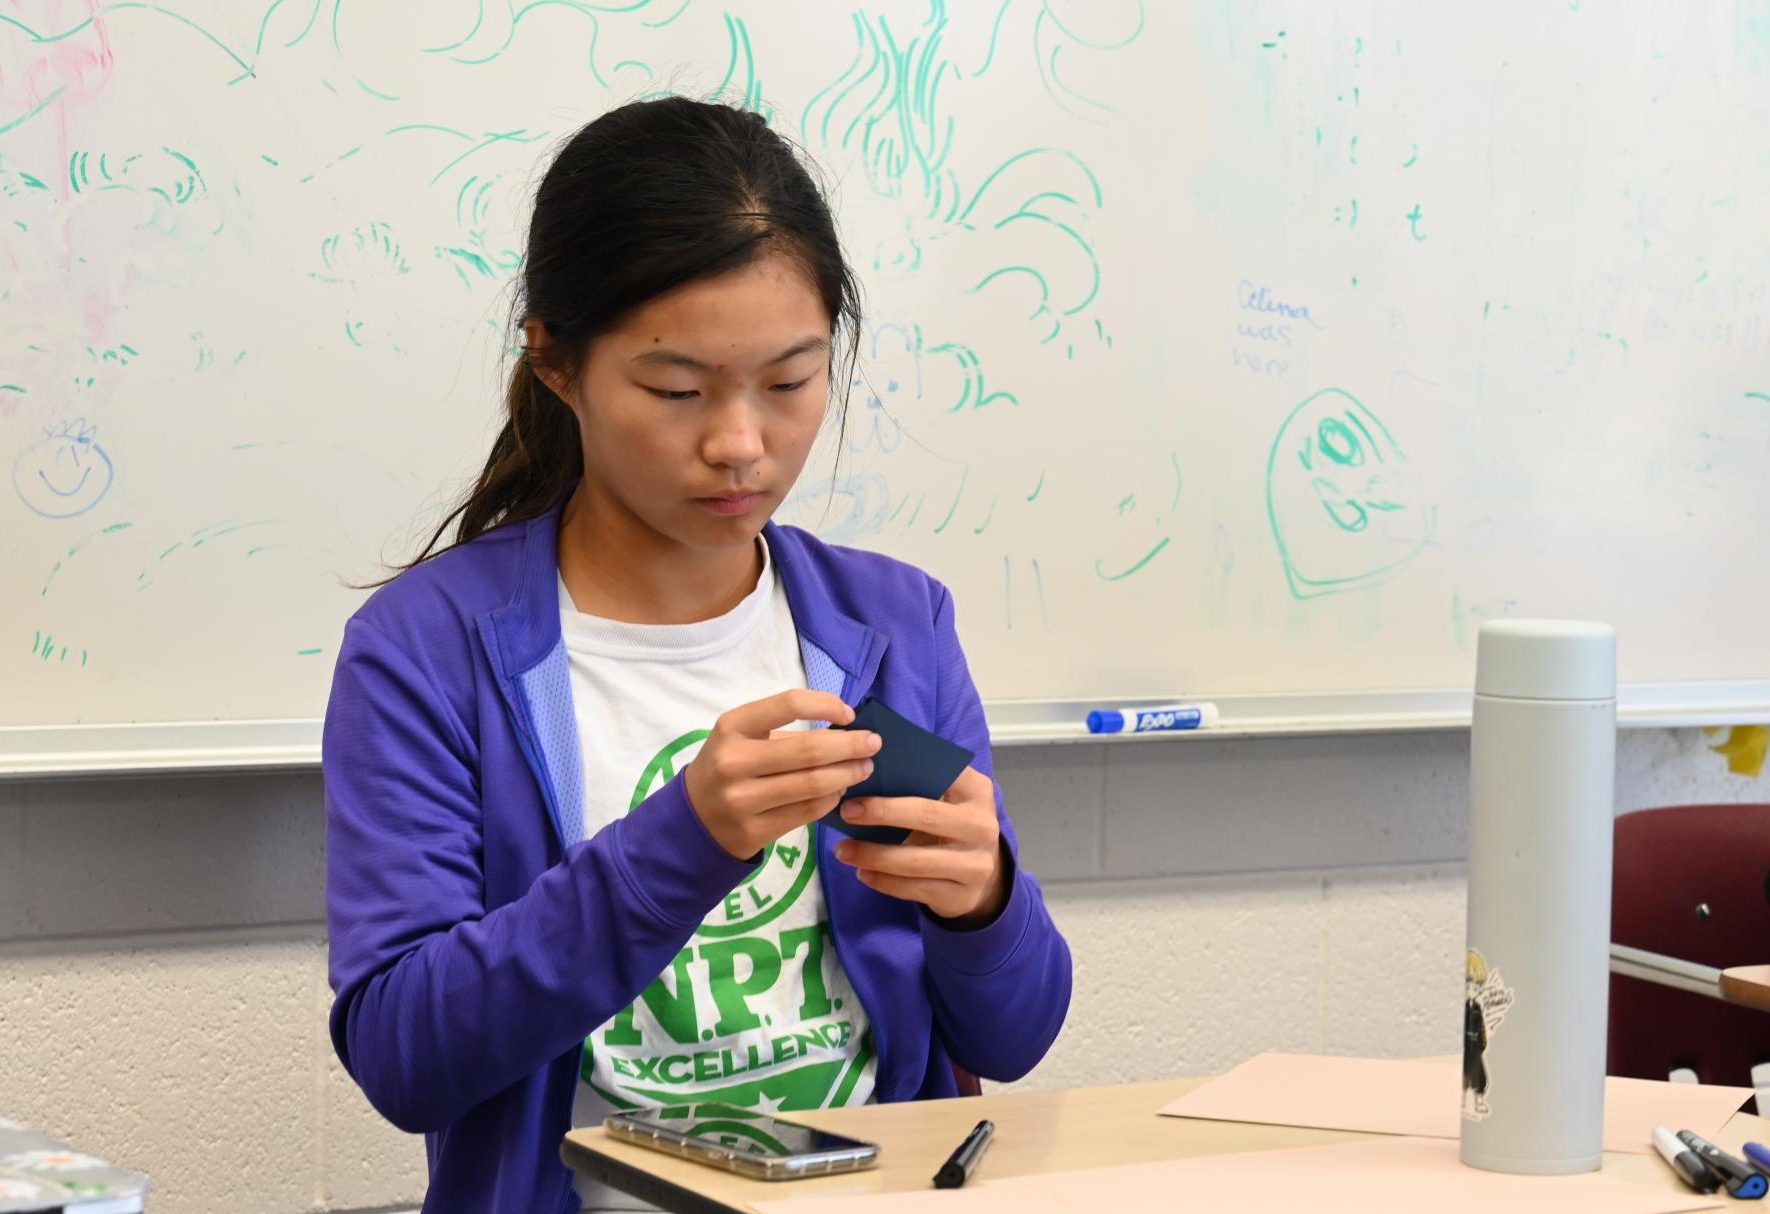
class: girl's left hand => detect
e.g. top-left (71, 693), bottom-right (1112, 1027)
top-left (833, 766), bottom-right (1008, 924)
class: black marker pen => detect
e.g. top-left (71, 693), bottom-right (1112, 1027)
top-left (1677, 1129), bottom-right (1768, 1199)
top-left (933, 1119), bottom-right (995, 1189)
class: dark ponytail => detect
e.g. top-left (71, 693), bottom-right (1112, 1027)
top-left (391, 96), bottom-right (862, 574)
top-left (449, 363), bottom-right (582, 546)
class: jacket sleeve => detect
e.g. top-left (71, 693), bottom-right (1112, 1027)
top-left (323, 616), bottom-right (755, 1133)
top-left (915, 585), bottom-right (1073, 1082)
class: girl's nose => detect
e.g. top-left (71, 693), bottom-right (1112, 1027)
top-left (702, 397), bottom-right (765, 470)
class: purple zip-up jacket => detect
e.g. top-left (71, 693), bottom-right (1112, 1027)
top-left (323, 500), bottom-right (1072, 1213)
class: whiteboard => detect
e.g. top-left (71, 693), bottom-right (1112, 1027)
top-left (5, 1), bottom-right (1770, 773)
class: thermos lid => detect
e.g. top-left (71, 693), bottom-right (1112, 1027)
top-left (1475, 619), bottom-right (1616, 701)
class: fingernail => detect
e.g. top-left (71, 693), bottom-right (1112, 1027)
top-left (836, 841), bottom-right (856, 861)
top-left (859, 760), bottom-right (874, 777)
top-left (865, 732), bottom-right (883, 754)
top-left (841, 801), bottom-right (863, 821)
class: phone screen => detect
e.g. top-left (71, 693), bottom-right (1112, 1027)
top-left (614, 1104), bottom-right (872, 1158)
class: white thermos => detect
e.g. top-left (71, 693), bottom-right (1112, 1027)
top-left (1461, 619), bottom-right (1616, 1174)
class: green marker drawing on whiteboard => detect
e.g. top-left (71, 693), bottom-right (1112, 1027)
top-left (802, 1), bottom-right (1111, 358)
top-left (1093, 450), bottom-right (1180, 581)
top-left (1032, 1), bottom-right (1146, 124)
top-left (1095, 537), bottom-right (1170, 581)
top-left (713, 12), bottom-right (766, 117)
top-left (1265, 388), bottom-right (1436, 600)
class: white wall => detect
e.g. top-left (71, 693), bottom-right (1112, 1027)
top-left (0, 729), bottom-right (1761, 1212)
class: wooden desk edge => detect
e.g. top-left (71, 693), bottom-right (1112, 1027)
top-left (561, 1135), bottom-right (746, 1214)
top-left (1720, 964), bottom-right (1770, 1012)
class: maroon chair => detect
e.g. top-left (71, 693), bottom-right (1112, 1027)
top-left (953, 1063), bottom-right (982, 1097)
top-left (1609, 804), bottom-right (1770, 1101)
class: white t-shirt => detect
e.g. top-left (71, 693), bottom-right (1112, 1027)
top-left (560, 541), bottom-right (874, 1210)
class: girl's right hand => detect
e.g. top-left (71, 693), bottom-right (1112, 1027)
top-left (683, 689), bottom-right (881, 860)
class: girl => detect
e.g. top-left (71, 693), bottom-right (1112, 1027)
top-left (323, 97), bottom-right (1072, 1214)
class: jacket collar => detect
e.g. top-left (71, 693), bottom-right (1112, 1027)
top-left (765, 522), bottom-right (888, 703)
top-left (481, 494), bottom-right (885, 692)
top-left (478, 495), bottom-right (571, 679)
top-left (479, 498), bottom-right (888, 831)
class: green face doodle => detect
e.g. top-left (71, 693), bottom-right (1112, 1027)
top-left (1265, 388), bottom-right (1436, 599)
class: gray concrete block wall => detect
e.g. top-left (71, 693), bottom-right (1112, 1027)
top-left (0, 773), bottom-right (428, 1213)
top-left (0, 729), bottom-right (1761, 1212)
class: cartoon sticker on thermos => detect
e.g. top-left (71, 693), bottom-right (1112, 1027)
top-left (1462, 948), bottom-right (1515, 1120)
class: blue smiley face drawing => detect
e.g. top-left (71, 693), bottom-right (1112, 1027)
top-left (13, 418), bottom-right (115, 519)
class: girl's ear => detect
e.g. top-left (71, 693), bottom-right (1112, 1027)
top-left (522, 317), bottom-right (579, 407)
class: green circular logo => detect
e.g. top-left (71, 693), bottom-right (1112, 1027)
top-left (629, 729), bottom-right (712, 813)
top-left (629, 728), bottom-right (818, 938)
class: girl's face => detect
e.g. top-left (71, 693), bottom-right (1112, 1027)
top-left (545, 248), bottom-right (833, 555)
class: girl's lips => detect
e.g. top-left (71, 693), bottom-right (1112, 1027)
top-left (696, 493), bottom-right (761, 515)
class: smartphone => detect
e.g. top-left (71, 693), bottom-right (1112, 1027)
top-left (603, 1103), bottom-right (880, 1181)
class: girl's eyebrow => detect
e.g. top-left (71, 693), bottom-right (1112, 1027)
top-left (630, 335), bottom-right (830, 371)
